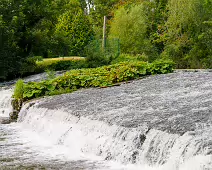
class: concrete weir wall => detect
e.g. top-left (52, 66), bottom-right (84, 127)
top-left (17, 71), bottom-right (212, 169)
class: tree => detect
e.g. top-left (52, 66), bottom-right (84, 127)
top-left (163, 0), bottom-right (212, 68)
top-left (109, 4), bottom-right (151, 55)
top-left (142, 0), bottom-right (168, 54)
top-left (0, 0), bottom-right (94, 80)
top-left (53, 9), bottom-right (94, 56)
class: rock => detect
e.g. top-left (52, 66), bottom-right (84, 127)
top-left (10, 99), bottom-right (23, 121)
top-left (9, 110), bottom-right (19, 122)
top-left (11, 99), bottom-right (22, 113)
top-left (0, 117), bottom-right (10, 124)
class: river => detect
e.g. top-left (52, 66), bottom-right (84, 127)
top-left (0, 71), bottom-right (212, 170)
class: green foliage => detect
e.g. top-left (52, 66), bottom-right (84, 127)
top-left (35, 60), bottom-right (88, 73)
top-left (142, 0), bottom-right (169, 55)
top-left (14, 57), bottom-right (88, 77)
top-left (13, 79), bottom-right (24, 100)
top-left (19, 56), bottom-right (38, 76)
top-left (0, 0), bottom-right (94, 81)
top-left (84, 42), bottom-right (111, 68)
top-left (111, 54), bottom-right (148, 64)
top-left (1, 0), bottom-right (211, 82)
top-left (33, 56), bottom-right (43, 62)
top-left (19, 60), bottom-right (175, 101)
top-left (109, 4), bottom-right (149, 55)
top-left (146, 59), bottom-right (175, 74)
top-left (84, 39), bottom-right (120, 67)
top-left (53, 9), bottom-right (94, 56)
top-left (88, 0), bottom-right (119, 38)
top-left (45, 69), bottom-right (56, 80)
top-left (166, 0), bottom-right (201, 38)
top-left (163, 0), bottom-right (212, 68)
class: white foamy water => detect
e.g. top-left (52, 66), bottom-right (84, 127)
top-left (0, 89), bottom-right (157, 170)
top-left (0, 88), bottom-right (13, 118)
top-left (7, 104), bottom-right (210, 170)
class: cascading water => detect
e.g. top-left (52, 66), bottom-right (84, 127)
top-left (1, 71), bottom-right (212, 169)
top-left (0, 88), bottom-right (13, 118)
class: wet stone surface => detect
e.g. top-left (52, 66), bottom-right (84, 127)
top-left (38, 72), bottom-right (212, 135)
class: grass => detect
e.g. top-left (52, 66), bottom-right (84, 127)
top-left (36, 57), bottom-right (85, 64)
top-left (34, 57), bottom-right (87, 73)
top-left (13, 79), bottom-right (24, 100)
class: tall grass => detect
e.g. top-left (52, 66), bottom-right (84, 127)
top-left (13, 79), bottom-right (24, 100)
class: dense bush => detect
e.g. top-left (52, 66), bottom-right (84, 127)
top-left (53, 10), bottom-right (94, 56)
top-left (111, 54), bottom-right (148, 64)
top-left (109, 4), bottom-right (153, 56)
top-left (1, 0), bottom-right (211, 82)
top-left (21, 60), bottom-right (175, 101)
top-left (162, 0), bottom-right (212, 68)
top-left (83, 39), bottom-right (120, 68)
top-left (83, 42), bottom-right (111, 68)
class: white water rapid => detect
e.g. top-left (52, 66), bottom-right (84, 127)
top-left (0, 71), bottom-right (212, 170)
top-left (0, 88), bottom-right (13, 118)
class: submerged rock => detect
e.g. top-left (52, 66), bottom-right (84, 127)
top-left (0, 117), bottom-right (10, 124)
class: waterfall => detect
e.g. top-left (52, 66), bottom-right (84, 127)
top-left (0, 88), bottom-right (13, 118)
top-left (16, 103), bottom-right (212, 170)
top-left (0, 71), bottom-right (63, 119)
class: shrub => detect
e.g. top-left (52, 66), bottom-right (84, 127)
top-left (146, 59), bottom-right (175, 74)
top-left (20, 60), bottom-right (175, 101)
top-left (19, 57), bottom-right (37, 76)
top-left (83, 39), bottom-right (120, 68)
top-left (45, 69), bottom-right (56, 80)
top-left (19, 56), bottom-right (43, 77)
top-left (13, 79), bottom-right (24, 100)
top-left (111, 54), bottom-right (148, 64)
top-left (33, 56), bottom-right (43, 62)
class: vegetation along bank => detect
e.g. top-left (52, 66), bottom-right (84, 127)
top-left (12, 60), bottom-right (174, 111)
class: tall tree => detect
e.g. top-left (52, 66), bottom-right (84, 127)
top-left (53, 9), bottom-right (94, 56)
top-left (109, 4), bottom-right (149, 54)
top-left (163, 0), bottom-right (212, 68)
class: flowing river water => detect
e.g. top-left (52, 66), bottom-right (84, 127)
top-left (0, 71), bottom-right (212, 170)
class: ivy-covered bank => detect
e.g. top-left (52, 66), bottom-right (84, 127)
top-left (14, 60), bottom-right (174, 102)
